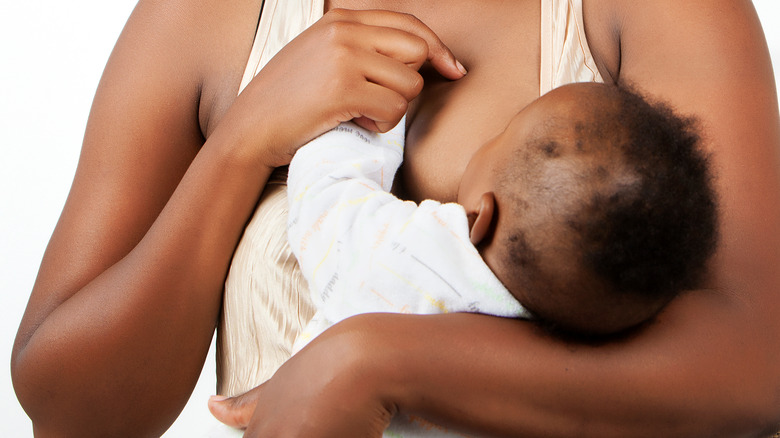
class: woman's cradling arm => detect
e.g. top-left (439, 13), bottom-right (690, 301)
top-left (358, 0), bottom-right (780, 434)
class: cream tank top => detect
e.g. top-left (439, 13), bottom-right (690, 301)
top-left (217, 0), bottom-right (603, 396)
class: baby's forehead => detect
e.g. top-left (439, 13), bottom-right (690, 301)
top-left (537, 83), bottom-right (618, 115)
top-left (527, 87), bottom-right (624, 137)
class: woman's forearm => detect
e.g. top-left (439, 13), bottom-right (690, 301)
top-left (360, 296), bottom-right (779, 437)
top-left (211, 282), bottom-right (780, 437)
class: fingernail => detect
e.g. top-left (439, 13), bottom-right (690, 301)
top-left (455, 60), bottom-right (467, 75)
top-left (209, 395), bottom-right (229, 402)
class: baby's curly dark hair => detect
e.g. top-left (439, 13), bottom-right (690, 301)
top-left (582, 86), bottom-right (717, 299)
top-left (498, 84), bottom-right (718, 336)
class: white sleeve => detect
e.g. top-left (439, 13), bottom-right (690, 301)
top-left (287, 120), bottom-right (528, 334)
top-left (287, 120), bottom-right (407, 307)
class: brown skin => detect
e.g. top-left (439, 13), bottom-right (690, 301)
top-left (12, 0), bottom-right (780, 436)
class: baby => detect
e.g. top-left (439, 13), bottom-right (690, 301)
top-left (287, 82), bottom-right (718, 347)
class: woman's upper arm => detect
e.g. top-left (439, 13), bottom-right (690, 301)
top-left (616, 0), bottom-right (780, 344)
top-left (15, 0), bottom-right (205, 342)
top-left (11, 0), bottom-right (259, 433)
top-left (616, 0), bottom-right (780, 265)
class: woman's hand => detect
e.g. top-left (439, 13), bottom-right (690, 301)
top-left (209, 315), bottom-right (396, 437)
top-left (216, 8), bottom-right (466, 168)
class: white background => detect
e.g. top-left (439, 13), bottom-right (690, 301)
top-left (1, 1), bottom-right (779, 436)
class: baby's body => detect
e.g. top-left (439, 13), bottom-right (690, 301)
top-left (287, 118), bottom-right (529, 353)
top-left (287, 116), bottom-right (528, 438)
top-left (287, 83), bottom-right (717, 348)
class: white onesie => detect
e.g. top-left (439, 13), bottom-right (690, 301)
top-left (287, 120), bottom-right (529, 436)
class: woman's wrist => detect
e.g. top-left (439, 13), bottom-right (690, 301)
top-left (311, 314), bottom-right (403, 419)
top-left (332, 313), bottom-right (445, 422)
top-left (205, 100), bottom-right (282, 173)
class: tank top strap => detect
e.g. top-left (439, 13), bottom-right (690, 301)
top-left (238, 0), bottom-right (325, 95)
top-left (539, 0), bottom-right (603, 96)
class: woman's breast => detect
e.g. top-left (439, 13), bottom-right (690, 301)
top-left (330, 0), bottom-right (542, 202)
top-left (398, 4), bottom-right (541, 203)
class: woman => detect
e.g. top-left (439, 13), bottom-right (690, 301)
top-left (12, 0), bottom-right (780, 437)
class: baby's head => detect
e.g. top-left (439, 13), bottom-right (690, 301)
top-left (458, 83), bottom-right (718, 337)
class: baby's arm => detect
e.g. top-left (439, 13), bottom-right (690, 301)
top-left (287, 120), bottom-right (406, 308)
top-left (287, 120), bottom-right (524, 340)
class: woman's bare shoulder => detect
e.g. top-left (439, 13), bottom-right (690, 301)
top-left (124, 0), bottom-right (263, 135)
top-left (612, 0), bottom-right (775, 100)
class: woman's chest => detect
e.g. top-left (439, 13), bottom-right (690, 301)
top-left (331, 0), bottom-right (542, 203)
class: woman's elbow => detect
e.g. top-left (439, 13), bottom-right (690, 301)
top-left (11, 344), bottom-right (176, 438)
top-left (11, 340), bottom-right (48, 434)
top-left (11, 346), bottom-right (85, 437)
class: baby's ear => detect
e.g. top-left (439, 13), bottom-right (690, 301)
top-left (468, 192), bottom-right (496, 245)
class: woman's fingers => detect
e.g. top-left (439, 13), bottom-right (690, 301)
top-left (326, 9), bottom-right (467, 80)
top-left (226, 7), bottom-right (463, 163)
top-left (342, 81), bottom-right (409, 132)
top-left (323, 25), bottom-right (425, 102)
top-left (360, 56), bottom-right (424, 104)
top-left (317, 9), bottom-right (463, 131)
top-left (208, 390), bottom-right (260, 430)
